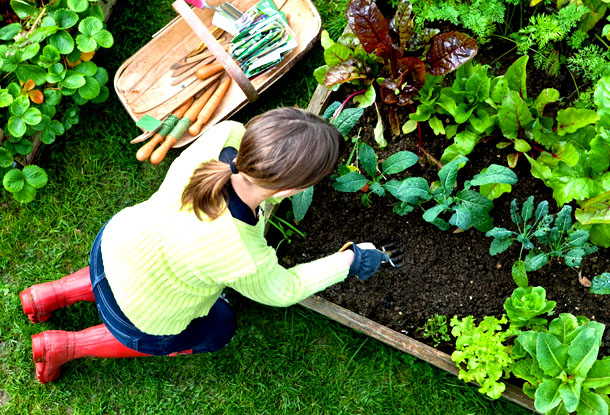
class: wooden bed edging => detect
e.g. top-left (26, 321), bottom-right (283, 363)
top-left (299, 296), bottom-right (538, 413)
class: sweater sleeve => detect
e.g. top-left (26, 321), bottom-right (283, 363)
top-left (225, 222), bottom-right (350, 306)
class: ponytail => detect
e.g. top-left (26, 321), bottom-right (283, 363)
top-left (181, 160), bottom-right (233, 220)
top-left (182, 107), bottom-right (343, 221)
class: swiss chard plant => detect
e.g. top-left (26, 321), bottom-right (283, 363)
top-left (503, 286), bottom-right (556, 329)
top-left (511, 313), bottom-right (610, 415)
top-left (315, 0), bottom-right (478, 136)
top-left (485, 196), bottom-right (598, 287)
top-left (450, 314), bottom-right (519, 399)
top-left (0, 0), bottom-right (113, 203)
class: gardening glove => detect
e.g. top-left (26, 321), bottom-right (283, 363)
top-left (340, 242), bottom-right (390, 281)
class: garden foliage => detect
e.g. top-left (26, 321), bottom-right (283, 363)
top-left (314, 0), bottom-right (477, 134)
top-left (486, 196), bottom-right (598, 287)
top-left (0, 0), bottom-right (113, 203)
top-left (311, 0), bottom-right (610, 409)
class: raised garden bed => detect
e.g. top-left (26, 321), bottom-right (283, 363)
top-left (267, 6), bottom-right (610, 412)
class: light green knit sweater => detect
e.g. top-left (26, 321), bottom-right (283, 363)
top-left (100, 121), bottom-right (350, 335)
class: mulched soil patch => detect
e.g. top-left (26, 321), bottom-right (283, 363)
top-left (270, 36), bottom-right (610, 356)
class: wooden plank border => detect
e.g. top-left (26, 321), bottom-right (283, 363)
top-left (299, 296), bottom-right (538, 413)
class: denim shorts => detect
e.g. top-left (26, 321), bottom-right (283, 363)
top-left (89, 222), bottom-right (236, 355)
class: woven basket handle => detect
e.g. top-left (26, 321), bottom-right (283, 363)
top-left (172, 0), bottom-right (259, 102)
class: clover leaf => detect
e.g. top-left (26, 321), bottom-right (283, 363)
top-left (77, 17), bottom-right (114, 53)
top-left (3, 165), bottom-right (48, 203)
top-left (53, 8), bottom-right (79, 29)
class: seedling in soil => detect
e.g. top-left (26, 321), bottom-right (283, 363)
top-left (417, 314), bottom-right (451, 347)
top-left (266, 212), bottom-right (306, 250)
top-left (414, 156), bottom-right (518, 231)
top-left (485, 196), bottom-right (598, 288)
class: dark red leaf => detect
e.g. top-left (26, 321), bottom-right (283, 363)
top-left (389, 0), bottom-right (414, 52)
top-left (379, 57), bottom-right (425, 106)
top-left (380, 78), bottom-right (399, 105)
top-left (426, 31), bottom-right (478, 76)
top-left (323, 57), bottom-right (371, 87)
top-left (346, 0), bottom-right (393, 59)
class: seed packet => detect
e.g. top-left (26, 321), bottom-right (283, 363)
top-left (229, 0), bottom-right (297, 78)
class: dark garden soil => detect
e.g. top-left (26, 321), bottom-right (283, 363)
top-left (269, 35), bottom-right (610, 357)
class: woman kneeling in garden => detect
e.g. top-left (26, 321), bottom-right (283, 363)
top-left (20, 107), bottom-right (389, 383)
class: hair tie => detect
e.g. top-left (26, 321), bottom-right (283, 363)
top-left (229, 160), bottom-right (238, 174)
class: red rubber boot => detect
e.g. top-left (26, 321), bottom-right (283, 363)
top-left (20, 266), bottom-right (95, 323)
top-left (32, 324), bottom-right (193, 383)
top-left (32, 324), bottom-right (150, 383)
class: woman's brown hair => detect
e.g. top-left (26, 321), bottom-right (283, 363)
top-left (182, 107), bottom-right (344, 220)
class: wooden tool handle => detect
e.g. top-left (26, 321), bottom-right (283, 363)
top-left (188, 80), bottom-right (220, 135)
top-left (150, 135), bottom-right (178, 165)
top-left (136, 97), bottom-right (193, 162)
top-left (195, 62), bottom-right (224, 80)
top-left (188, 76), bottom-right (231, 136)
top-left (136, 133), bottom-right (165, 161)
top-left (183, 84), bottom-right (218, 122)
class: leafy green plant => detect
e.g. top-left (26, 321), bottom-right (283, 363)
top-left (332, 148), bottom-right (518, 231)
top-left (590, 272), bottom-right (610, 295)
top-left (314, 0), bottom-right (477, 136)
top-left (418, 313), bottom-right (451, 347)
top-left (410, 0), bottom-right (508, 44)
top-left (450, 314), bottom-right (519, 399)
top-left (409, 60), bottom-right (497, 164)
top-left (290, 99), bottom-right (366, 222)
top-left (333, 141), bottom-right (419, 207)
top-left (567, 44), bottom-right (610, 85)
top-left (414, 156), bottom-right (517, 231)
top-left (504, 286), bottom-right (556, 328)
top-left (485, 196), bottom-right (598, 287)
top-left (0, 0), bottom-right (113, 203)
top-left (526, 75), bottom-right (610, 247)
top-left (266, 212), bottom-right (307, 249)
top-left (510, 2), bottom-right (590, 75)
top-left (512, 313), bottom-right (610, 415)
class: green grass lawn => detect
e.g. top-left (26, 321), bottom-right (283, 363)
top-left (0, 0), bottom-right (535, 413)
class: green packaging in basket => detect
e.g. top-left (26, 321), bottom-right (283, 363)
top-left (229, 0), bottom-right (298, 78)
